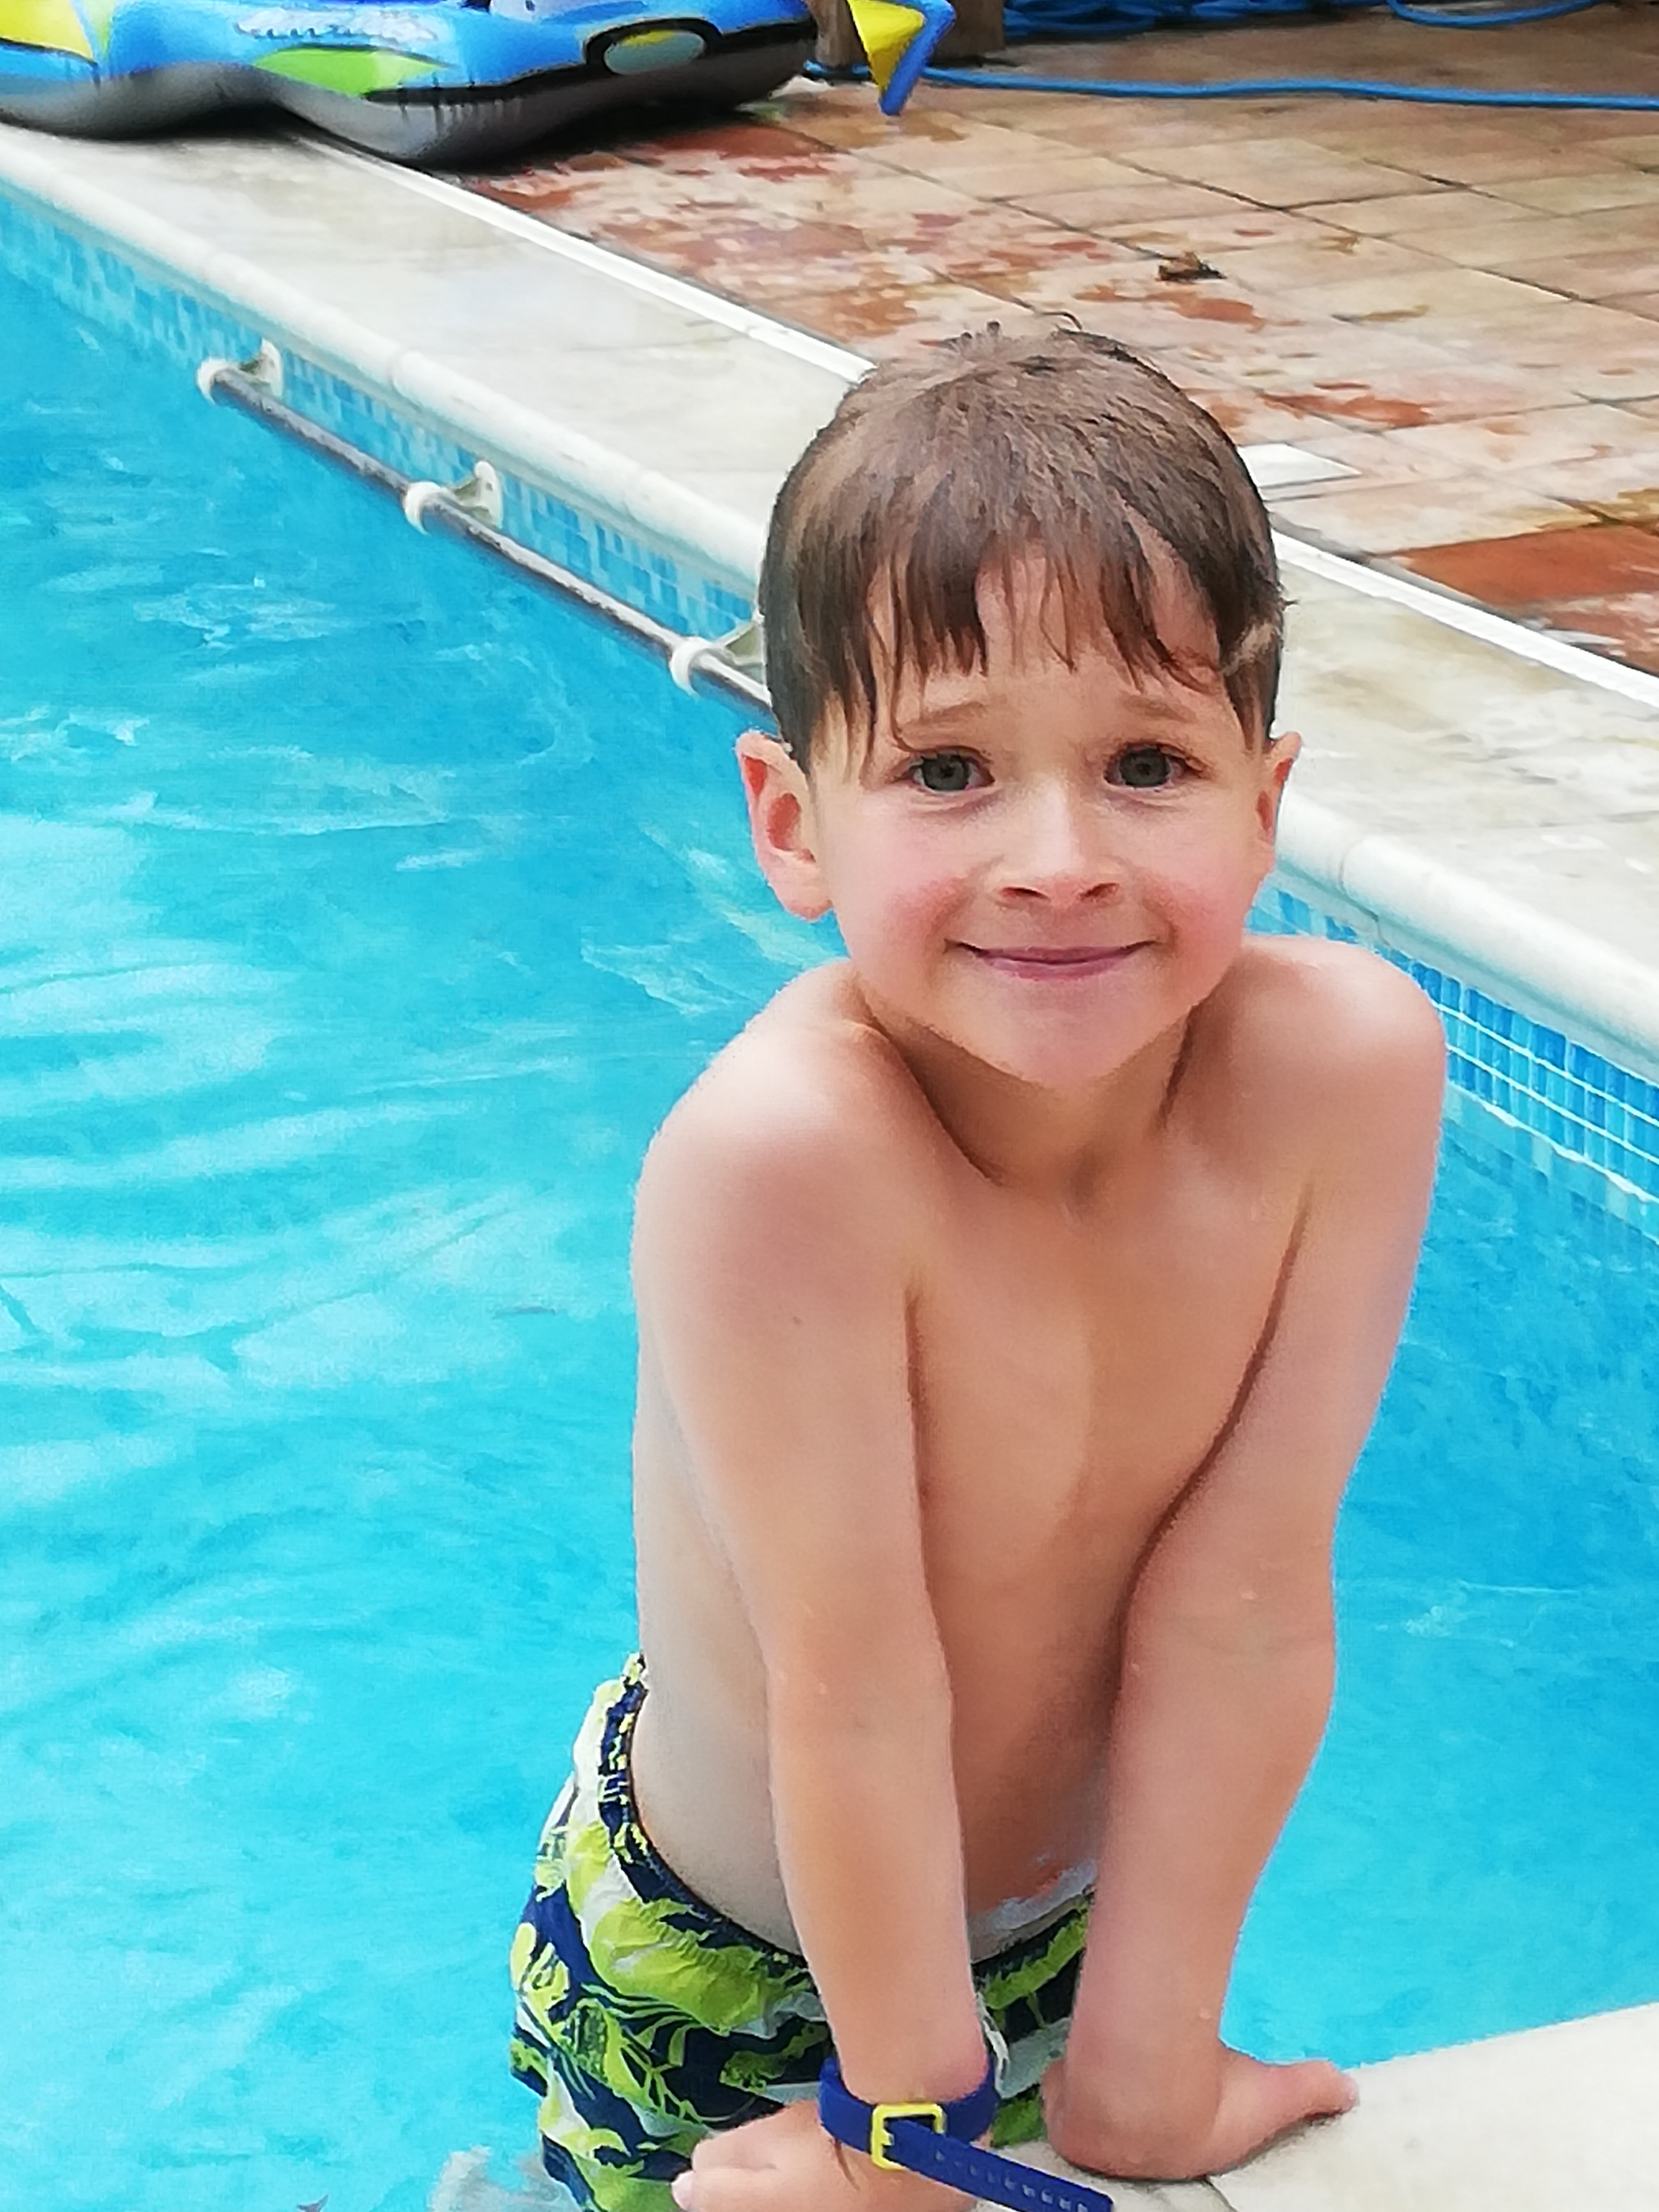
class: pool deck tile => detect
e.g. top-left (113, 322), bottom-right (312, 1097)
top-left (1395, 524), bottom-right (1659, 674)
top-left (1269, 476), bottom-right (1597, 556)
top-left (466, 3), bottom-right (1659, 671)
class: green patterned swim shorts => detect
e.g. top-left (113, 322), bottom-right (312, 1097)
top-left (509, 1657), bottom-right (1092, 2212)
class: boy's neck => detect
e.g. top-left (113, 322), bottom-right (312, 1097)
top-left (855, 985), bottom-right (1192, 1204)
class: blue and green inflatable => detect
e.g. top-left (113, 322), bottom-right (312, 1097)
top-left (0, 0), bottom-right (820, 162)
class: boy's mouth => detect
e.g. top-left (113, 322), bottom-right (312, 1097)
top-left (965, 944), bottom-right (1145, 978)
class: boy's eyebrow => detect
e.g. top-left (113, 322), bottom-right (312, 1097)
top-left (890, 681), bottom-right (1230, 745)
top-left (889, 699), bottom-right (993, 743)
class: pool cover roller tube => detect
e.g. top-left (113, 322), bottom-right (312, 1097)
top-left (0, 0), bottom-right (819, 161)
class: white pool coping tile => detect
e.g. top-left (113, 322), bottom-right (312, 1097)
top-left (1240, 442), bottom-right (1361, 491)
top-left (302, 139), bottom-right (868, 382)
top-left (995, 2141), bottom-right (1226, 2212)
top-left (1211, 2005), bottom-right (1659, 2212)
top-left (989, 2006), bottom-right (1659, 2212)
top-left (2, 116), bottom-right (1659, 1080)
top-left (0, 123), bottom-right (850, 592)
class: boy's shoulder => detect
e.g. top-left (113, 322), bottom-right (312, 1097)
top-left (1196, 934), bottom-right (1445, 1156)
top-left (636, 962), bottom-right (933, 1256)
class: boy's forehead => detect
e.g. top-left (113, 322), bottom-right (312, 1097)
top-left (988, 542), bottom-right (1216, 647)
top-left (882, 563), bottom-right (1226, 722)
top-left (805, 656), bottom-right (1240, 786)
top-left (802, 535), bottom-right (1261, 771)
top-left (867, 542), bottom-right (1220, 673)
top-left (880, 665), bottom-right (1239, 772)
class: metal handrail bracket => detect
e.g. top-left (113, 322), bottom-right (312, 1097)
top-left (197, 342), bottom-right (771, 720)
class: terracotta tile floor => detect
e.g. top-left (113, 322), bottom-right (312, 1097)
top-left (462, 3), bottom-right (1659, 671)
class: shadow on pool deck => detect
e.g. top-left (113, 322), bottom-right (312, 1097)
top-left (463, 4), bottom-right (1659, 675)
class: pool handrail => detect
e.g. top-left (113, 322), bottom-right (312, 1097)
top-left (197, 342), bottom-right (773, 719)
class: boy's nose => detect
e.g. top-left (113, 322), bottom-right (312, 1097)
top-left (994, 781), bottom-right (1120, 902)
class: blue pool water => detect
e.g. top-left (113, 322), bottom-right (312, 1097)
top-left (3, 215), bottom-right (1658, 2212)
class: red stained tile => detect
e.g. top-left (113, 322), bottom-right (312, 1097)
top-left (458, 11), bottom-right (1659, 589)
top-left (896, 206), bottom-right (1146, 289)
top-left (487, 149), bottom-right (632, 180)
top-left (1057, 272), bottom-right (1272, 332)
top-left (807, 279), bottom-right (1044, 349)
top-left (621, 119), bottom-right (832, 167)
top-left (1179, 388), bottom-right (1362, 448)
top-left (1394, 525), bottom-right (1659, 609)
top-left (1536, 592), bottom-right (1659, 675)
top-left (1241, 383), bottom-right (1483, 433)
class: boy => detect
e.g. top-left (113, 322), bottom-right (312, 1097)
top-left (508, 328), bottom-right (1443, 2212)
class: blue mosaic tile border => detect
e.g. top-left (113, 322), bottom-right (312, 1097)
top-left (1253, 883), bottom-right (1659, 1242)
top-left (0, 187), bottom-right (751, 643)
top-left (280, 351), bottom-right (750, 640)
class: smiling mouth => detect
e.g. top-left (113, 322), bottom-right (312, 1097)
top-left (965, 945), bottom-right (1146, 978)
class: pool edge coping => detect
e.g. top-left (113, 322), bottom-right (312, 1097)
top-left (0, 122), bottom-right (770, 595)
top-left (997, 2002), bottom-right (1659, 2212)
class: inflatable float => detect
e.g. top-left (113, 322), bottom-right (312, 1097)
top-left (0, 0), bottom-right (951, 162)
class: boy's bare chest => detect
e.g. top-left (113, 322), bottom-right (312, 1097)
top-left (911, 1165), bottom-right (1293, 1555)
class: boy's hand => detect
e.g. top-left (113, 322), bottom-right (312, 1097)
top-left (672, 2102), bottom-right (971, 2212)
top-left (1043, 2045), bottom-right (1356, 2180)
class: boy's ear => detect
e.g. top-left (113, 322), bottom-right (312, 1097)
top-left (735, 729), bottom-right (832, 921)
top-left (1258, 727), bottom-right (1301, 841)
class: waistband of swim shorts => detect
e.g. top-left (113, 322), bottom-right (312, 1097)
top-left (583, 1658), bottom-right (1092, 1980)
top-left (586, 1655), bottom-right (816, 1977)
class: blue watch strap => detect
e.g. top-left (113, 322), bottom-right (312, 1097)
top-left (817, 2055), bottom-right (1115, 2212)
top-left (818, 2052), bottom-right (998, 2159)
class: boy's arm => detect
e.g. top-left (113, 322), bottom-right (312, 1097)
top-left (1048, 963), bottom-right (1444, 2180)
top-left (634, 1067), bottom-right (987, 2115)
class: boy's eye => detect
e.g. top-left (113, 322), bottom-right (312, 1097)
top-left (1110, 745), bottom-right (1184, 790)
top-left (910, 752), bottom-right (982, 794)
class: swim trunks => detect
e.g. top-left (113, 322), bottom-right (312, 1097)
top-left (509, 1657), bottom-right (1091, 2212)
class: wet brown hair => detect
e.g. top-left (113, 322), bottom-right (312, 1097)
top-left (757, 326), bottom-right (1284, 766)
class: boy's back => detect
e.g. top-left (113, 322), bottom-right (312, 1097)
top-left (509, 330), bottom-right (1443, 2212)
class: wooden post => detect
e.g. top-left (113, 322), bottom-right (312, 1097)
top-left (805, 0), bottom-right (1003, 70)
top-left (935, 0), bottom-right (1004, 58)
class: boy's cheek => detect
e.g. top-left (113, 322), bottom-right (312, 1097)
top-left (827, 836), bottom-right (965, 948)
top-left (1178, 872), bottom-right (1267, 955)
top-left (836, 886), bottom-right (962, 974)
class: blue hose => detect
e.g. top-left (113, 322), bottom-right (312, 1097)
top-left (914, 63), bottom-right (1659, 106)
top-left (803, 0), bottom-right (1659, 117)
top-left (1002, 0), bottom-right (1600, 25)
top-left (1380, 0), bottom-right (1604, 25)
top-left (979, 0), bottom-right (1634, 83)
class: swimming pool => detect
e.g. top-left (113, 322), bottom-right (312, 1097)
top-left (3, 198), bottom-right (1658, 2212)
